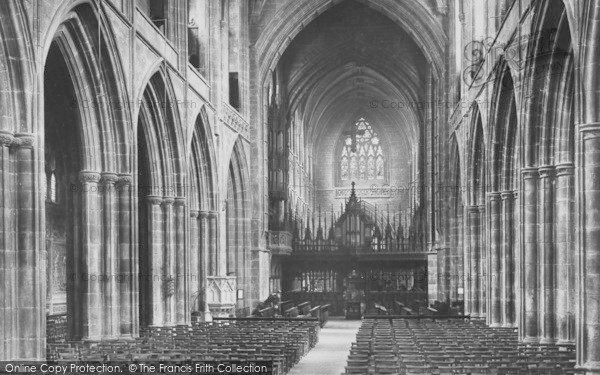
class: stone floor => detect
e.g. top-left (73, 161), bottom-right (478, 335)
top-left (288, 318), bottom-right (362, 375)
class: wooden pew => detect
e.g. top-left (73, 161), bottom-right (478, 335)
top-left (280, 300), bottom-right (294, 315)
top-left (284, 306), bottom-right (299, 318)
top-left (258, 306), bottom-right (275, 317)
top-left (320, 304), bottom-right (330, 327)
top-left (297, 301), bottom-right (311, 316)
top-left (395, 301), bottom-right (405, 314)
top-left (308, 306), bottom-right (321, 322)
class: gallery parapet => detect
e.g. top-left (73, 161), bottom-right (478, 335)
top-left (221, 102), bottom-right (250, 140)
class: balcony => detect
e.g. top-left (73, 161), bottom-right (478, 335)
top-left (221, 102), bottom-right (250, 140)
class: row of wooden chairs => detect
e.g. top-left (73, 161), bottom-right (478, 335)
top-left (47, 319), bottom-right (320, 375)
top-left (343, 318), bottom-right (581, 375)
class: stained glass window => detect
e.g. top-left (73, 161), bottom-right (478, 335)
top-left (340, 118), bottom-right (384, 181)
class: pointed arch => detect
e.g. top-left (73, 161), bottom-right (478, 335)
top-left (226, 138), bottom-right (251, 310)
top-left (43, 1), bottom-right (133, 173)
top-left (189, 106), bottom-right (218, 212)
top-left (137, 69), bottom-right (186, 196)
top-left (40, 1), bottom-right (136, 343)
top-left (0, 0), bottom-right (35, 134)
top-left (136, 69), bottom-right (187, 329)
top-left (488, 60), bottom-right (520, 192)
top-left (468, 103), bottom-right (486, 206)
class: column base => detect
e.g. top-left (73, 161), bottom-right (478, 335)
top-left (575, 361), bottom-right (600, 375)
top-left (502, 323), bottom-right (517, 328)
top-left (539, 337), bottom-right (556, 345)
top-left (82, 336), bottom-right (103, 342)
top-left (522, 336), bottom-right (540, 344)
top-left (556, 339), bottom-right (575, 346)
top-left (488, 323), bottom-right (503, 328)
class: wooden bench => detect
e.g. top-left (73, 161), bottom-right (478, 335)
top-left (297, 301), bottom-right (311, 316)
top-left (320, 304), bottom-right (330, 326)
top-left (308, 306), bottom-right (321, 321)
top-left (280, 300), bottom-right (294, 315)
top-left (284, 306), bottom-right (299, 318)
top-left (258, 306), bottom-right (276, 317)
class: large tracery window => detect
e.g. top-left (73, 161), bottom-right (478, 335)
top-left (340, 118), bottom-right (384, 181)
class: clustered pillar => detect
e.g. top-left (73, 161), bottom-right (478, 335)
top-left (554, 163), bottom-right (575, 344)
top-left (466, 205), bottom-right (482, 317)
top-left (538, 166), bottom-right (555, 344)
top-left (116, 175), bottom-right (136, 337)
top-left (522, 167), bottom-right (538, 342)
top-left (0, 132), bottom-right (44, 360)
top-left (500, 190), bottom-right (516, 327)
top-left (77, 171), bottom-right (139, 339)
top-left (578, 124), bottom-right (600, 372)
top-left (488, 192), bottom-right (502, 327)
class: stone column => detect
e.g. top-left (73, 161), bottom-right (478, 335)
top-left (478, 205), bottom-right (487, 318)
top-left (0, 131), bottom-right (14, 359)
top-left (435, 248), bottom-right (446, 302)
top-left (443, 247), bottom-right (450, 302)
top-left (208, 211), bottom-right (218, 276)
top-left (488, 192), bottom-right (503, 326)
top-left (199, 211), bottom-right (210, 319)
top-left (467, 205), bottom-right (481, 317)
top-left (454, 208), bottom-right (464, 305)
top-left (100, 173), bottom-right (119, 337)
top-left (14, 134), bottom-right (44, 358)
top-left (538, 166), bottom-right (556, 343)
top-left (578, 124), bottom-right (600, 372)
top-left (555, 163), bottom-right (575, 344)
top-left (147, 195), bottom-right (164, 326)
top-left (117, 175), bottom-right (135, 336)
top-left (174, 197), bottom-right (187, 325)
top-left (162, 196), bottom-right (175, 326)
top-left (522, 167), bottom-right (539, 342)
top-left (428, 252), bottom-right (439, 306)
top-left (501, 190), bottom-right (516, 327)
top-left (463, 206), bottom-right (472, 315)
top-left (189, 210), bottom-right (200, 311)
top-left (79, 170), bottom-right (102, 340)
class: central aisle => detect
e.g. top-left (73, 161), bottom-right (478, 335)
top-left (288, 318), bottom-right (361, 375)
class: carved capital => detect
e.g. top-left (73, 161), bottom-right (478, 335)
top-left (579, 122), bottom-right (600, 140)
top-left (13, 133), bottom-right (35, 148)
top-left (487, 191), bottom-right (502, 201)
top-left (190, 210), bottom-right (200, 218)
top-left (79, 171), bottom-right (101, 184)
top-left (207, 211), bottom-right (218, 219)
top-left (100, 173), bottom-right (118, 185)
top-left (162, 196), bottom-right (175, 206)
top-left (199, 211), bottom-right (210, 219)
top-left (147, 195), bottom-right (163, 205)
top-left (538, 165), bottom-right (555, 179)
top-left (174, 197), bottom-right (186, 206)
top-left (467, 205), bottom-right (480, 213)
top-left (555, 163), bottom-right (574, 177)
top-left (0, 130), bottom-right (14, 146)
top-left (521, 167), bottom-right (539, 180)
top-left (500, 190), bottom-right (516, 200)
top-left (116, 174), bottom-right (133, 186)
